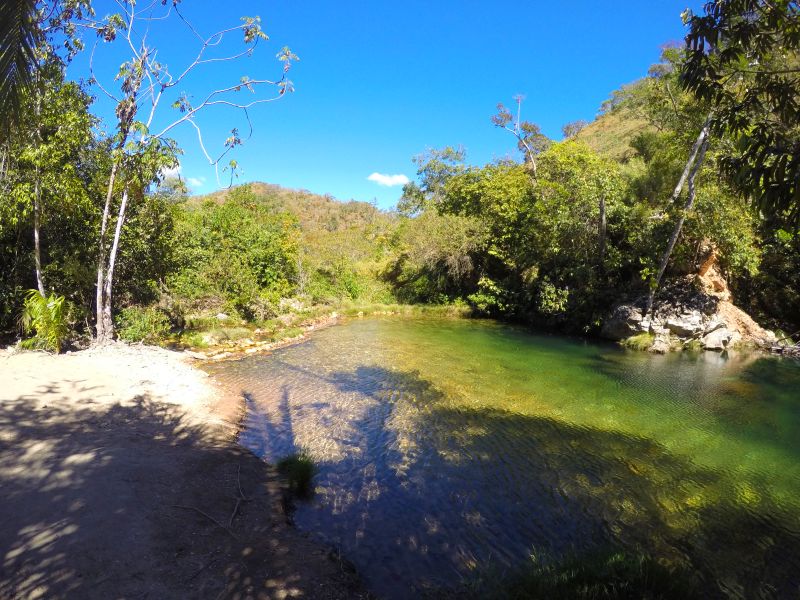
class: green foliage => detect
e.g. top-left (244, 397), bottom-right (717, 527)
top-left (115, 306), bottom-right (171, 343)
top-left (388, 211), bottom-right (488, 304)
top-left (276, 451), bottom-right (316, 499)
top-left (168, 185), bottom-right (299, 316)
top-left (0, 0), bottom-right (37, 123)
top-left (19, 289), bottom-right (69, 353)
top-left (398, 146), bottom-right (466, 216)
top-left (0, 67), bottom-right (101, 333)
top-left (682, 0), bottom-right (800, 227)
top-left (537, 279), bottom-right (570, 315)
top-left (2, 1), bottom-right (799, 344)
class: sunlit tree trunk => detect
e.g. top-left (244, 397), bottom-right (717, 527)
top-left (101, 185), bottom-right (129, 338)
top-left (598, 194), bottom-right (606, 266)
top-left (32, 84), bottom-right (44, 296)
top-left (95, 160), bottom-right (120, 343)
top-left (33, 175), bottom-right (44, 295)
top-left (645, 118), bottom-right (711, 316)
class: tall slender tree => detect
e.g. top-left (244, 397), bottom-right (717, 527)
top-left (75, 1), bottom-right (297, 342)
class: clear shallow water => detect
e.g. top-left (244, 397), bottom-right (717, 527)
top-left (206, 317), bottom-right (800, 599)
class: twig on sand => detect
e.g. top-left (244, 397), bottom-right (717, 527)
top-left (236, 463), bottom-right (250, 501)
top-left (228, 463), bottom-right (251, 527)
top-left (172, 504), bottom-right (238, 539)
top-left (186, 551), bottom-right (220, 582)
top-left (228, 498), bottom-right (242, 528)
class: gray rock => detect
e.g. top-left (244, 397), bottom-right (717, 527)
top-left (601, 304), bottom-right (645, 340)
top-left (703, 319), bottom-right (727, 335)
top-left (649, 333), bottom-right (672, 354)
top-left (701, 328), bottom-right (741, 351)
top-left (665, 313), bottom-right (704, 337)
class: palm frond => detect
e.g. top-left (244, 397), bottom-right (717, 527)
top-left (19, 289), bottom-right (70, 353)
top-left (0, 0), bottom-right (39, 130)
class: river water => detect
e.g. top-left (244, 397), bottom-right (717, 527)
top-left (205, 317), bottom-right (800, 598)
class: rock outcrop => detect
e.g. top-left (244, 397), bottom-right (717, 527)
top-left (602, 250), bottom-right (776, 353)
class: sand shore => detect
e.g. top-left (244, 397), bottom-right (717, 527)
top-left (0, 343), bottom-right (364, 599)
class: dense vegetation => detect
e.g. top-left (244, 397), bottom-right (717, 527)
top-left (1, 0), bottom-right (798, 349)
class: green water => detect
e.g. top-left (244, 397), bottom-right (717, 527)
top-left (207, 317), bottom-right (800, 599)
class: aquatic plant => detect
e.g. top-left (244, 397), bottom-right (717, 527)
top-left (470, 550), bottom-right (698, 599)
top-left (277, 451), bottom-right (316, 499)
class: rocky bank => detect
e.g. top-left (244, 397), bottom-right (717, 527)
top-left (602, 252), bottom-right (778, 353)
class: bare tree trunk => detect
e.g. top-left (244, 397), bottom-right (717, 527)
top-left (101, 186), bottom-right (129, 339)
top-left (32, 88), bottom-right (45, 296)
top-left (95, 160), bottom-right (120, 343)
top-left (33, 174), bottom-right (45, 296)
top-left (598, 194), bottom-right (607, 266)
top-left (645, 120), bottom-right (711, 316)
top-left (0, 143), bottom-right (7, 181)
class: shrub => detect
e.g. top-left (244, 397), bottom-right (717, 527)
top-left (116, 306), bottom-right (171, 343)
top-left (19, 289), bottom-right (70, 353)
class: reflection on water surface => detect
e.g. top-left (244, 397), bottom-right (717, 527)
top-left (206, 317), bottom-right (800, 599)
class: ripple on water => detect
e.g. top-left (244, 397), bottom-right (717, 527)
top-left (206, 318), bottom-right (800, 599)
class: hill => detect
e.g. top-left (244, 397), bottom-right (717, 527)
top-left (192, 182), bottom-right (393, 234)
top-left (574, 104), bottom-right (650, 161)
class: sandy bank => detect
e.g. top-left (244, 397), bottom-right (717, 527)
top-left (0, 344), bottom-right (365, 599)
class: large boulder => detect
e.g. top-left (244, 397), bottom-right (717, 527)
top-left (701, 327), bottom-right (742, 351)
top-left (664, 312), bottom-right (704, 337)
top-left (649, 332), bottom-right (672, 354)
top-left (601, 304), bottom-right (645, 340)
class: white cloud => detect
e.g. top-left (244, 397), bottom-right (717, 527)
top-left (160, 163), bottom-right (182, 179)
top-left (367, 172), bottom-right (410, 187)
top-left (186, 176), bottom-right (206, 189)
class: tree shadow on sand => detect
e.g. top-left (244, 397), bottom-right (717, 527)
top-left (0, 383), bottom-right (364, 599)
top-left (243, 363), bottom-right (800, 599)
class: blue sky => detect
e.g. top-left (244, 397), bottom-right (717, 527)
top-left (70, 1), bottom-right (703, 208)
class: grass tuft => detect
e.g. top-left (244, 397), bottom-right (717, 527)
top-left (621, 332), bottom-right (655, 351)
top-left (276, 451), bottom-right (316, 499)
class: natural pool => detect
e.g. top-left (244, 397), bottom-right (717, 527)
top-left (206, 317), bottom-right (800, 599)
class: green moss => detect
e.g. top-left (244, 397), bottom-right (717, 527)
top-left (621, 332), bottom-right (655, 351)
top-left (683, 339), bottom-right (704, 352)
top-left (181, 332), bottom-right (209, 348)
top-left (273, 326), bottom-right (303, 341)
